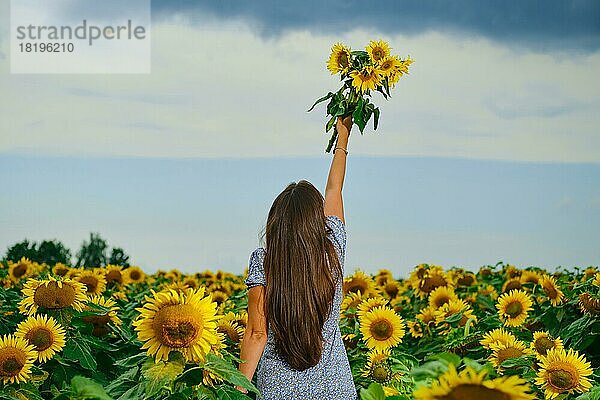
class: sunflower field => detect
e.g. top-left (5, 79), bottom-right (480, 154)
top-left (1, 258), bottom-right (599, 400)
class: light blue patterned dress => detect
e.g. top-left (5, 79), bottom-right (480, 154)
top-left (244, 215), bottom-right (358, 400)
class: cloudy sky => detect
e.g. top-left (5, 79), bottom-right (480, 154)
top-left (1, 1), bottom-right (599, 276)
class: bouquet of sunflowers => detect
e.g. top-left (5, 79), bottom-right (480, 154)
top-left (308, 40), bottom-right (413, 152)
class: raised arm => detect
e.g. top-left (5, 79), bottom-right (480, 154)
top-left (324, 115), bottom-right (352, 224)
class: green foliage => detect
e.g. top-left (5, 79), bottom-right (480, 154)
top-left (4, 239), bottom-right (71, 265)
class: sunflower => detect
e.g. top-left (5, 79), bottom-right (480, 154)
top-left (359, 306), bottom-right (405, 351)
top-left (103, 265), bottom-right (124, 286)
top-left (362, 348), bottom-right (394, 384)
top-left (217, 314), bottom-right (244, 346)
top-left (489, 337), bottom-right (533, 372)
top-left (434, 299), bottom-right (477, 333)
top-left (535, 347), bottom-right (593, 399)
top-left (123, 265), bottom-right (145, 284)
top-left (413, 268), bottom-right (451, 299)
top-left (233, 311), bottom-right (248, 330)
top-left (480, 328), bottom-right (516, 350)
top-left (502, 278), bottom-right (523, 293)
top-left (520, 270), bottom-right (541, 285)
top-left (478, 285), bottom-right (498, 300)
top-left (376, 55), bottom-right (402, 78)
top-left (73, 268), bottom-right (107, 296)
top-left (539, 275), bottom-right (564, 306)
top-left (7, 257), bottom-right (34, 284)
top-left (496, 289), bottom-right (533, 327)
top-left (389, 56), bottom-right (412, 88)
top-left (15, 314), bottom-right (66, 362)
top-left (381, 280), bottom-right (402, 299)
top-left (344, 271), bottom-right (377, 296)
top-left (366, 39), bottom-right (391, 64)
top-left (357, 297), bottom-right (389, 318)
top-left (350, 66), bottom-right (384, 94)
top-left (579, 292), bottom-right (600, 316)
top-left (390, 295), bottom-right (411, 313)
top-left (133, 288), bottom-right (221, 363)
top-left (504, 265), bottom-right (522, 279)
top-left (589, 272), bottom-right (600, 286)
top-left (51, 263), bottom-right (71, 277)
top-left (0, 334), bottom-right (37, 385)
top-left (375, 269), bottom-right (393, 286)
top-left (83, 295), bottom-right (122, 337)
top-left (416, 306), bottom-right (437, 327)
top-left (413, 364), bottom-right (535, 400)
top-left (407, 320), bottom-right (424, 338)
top-left (209, 290), bottom-right (229, 306)
top-left (531, 331), bottom-right (563, 357)
top-left (19, 276), bottom-right (88, 315)
top-left (428, 286), bottom-right (458, 309)
top-left (326, 42), bottom-right (352, 75)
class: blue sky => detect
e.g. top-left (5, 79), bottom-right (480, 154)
top-left (1, 1), bottom-right (599, 277)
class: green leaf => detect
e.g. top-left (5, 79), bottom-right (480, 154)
top-left (575, 385), bottom-right (600, 400)
top-left (141, 352), bottom-right (186, 397)
top-left (307, 92), bottom-right (334, 112)
top-left (175, 366), bottom-right (204, 386)
top-left (63, 337), bottom-right (97, 371)
top-left (359, 382), bottom-right (386, 400)
top-left (326, 115), bottom-right (336, 133)
top-left (70, 376), bottom-right (113, 400)
top-left (203, 353), bottom-right (259, 395)
top-left (373, 107), bottom-right (380, 130)
top-left (352, 97), bottom-right (367, 133)
top-left (427, 352), bottom-right (460, 368)
top-left (214, 387), bottom-right (253, 400)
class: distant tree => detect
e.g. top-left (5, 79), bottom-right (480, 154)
top-left (4, 239), bottom-right (71, 265)
top-left (5, 240), bottom-right (38, 262)
top-left (36, 240), bottom-right (72, 265)
top-left (76, 232), bottom-right (108, 268)
top-left (109, 247), bottom-right (130, 267)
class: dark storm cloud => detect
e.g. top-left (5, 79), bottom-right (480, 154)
top-left (151, 0), bottom-right (600, 52)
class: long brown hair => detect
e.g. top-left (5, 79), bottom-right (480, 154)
top-left (261, 180), bottom-right (342, 371)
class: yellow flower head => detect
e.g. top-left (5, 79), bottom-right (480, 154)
top-left (350, 66), bottom-right (384, 94)
top-left (19, 276), bottom-right (88, 315)
top-left (133, 287), bottom-right (221, 363)
top-left (480, 328), bottom-right (517, 350)
top-left (0, 334), bottom-right (37, 384)
top-left (496, 289), bottom-right (533, 327)
top-left (15, 314), bottom-right (66, 362)
top-left (414, 364), bottom-right (535, 400)
top-left (366, 39), bottom-right (391, 64)
top-left (539, 275), bottom-right (564, 306)
top-left (530, 331), bottom-right (563, 357)
top-left (326, 42), bottom-right (352, 75)
top-left (359, 306), bottom-right (405, 351)
top-left (535, 347), bottom-right (593, 399)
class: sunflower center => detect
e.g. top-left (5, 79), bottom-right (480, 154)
top-left (0, 349), bottom-right (26, 376)
top-left (370, 319), bottom-right (393, 341)
top-left (346, 279), bottom-right (368, 294)
top-left (371, 363), bottom-right (391, 383)
top-left (544, 284), bottom-right (558, 299)
top-left (105, 270), bottom-right (122, 284)
top-left (420, 275), bottom-right (447, 294)
top-left (27, 328), bottom-right (53, 351)
top-left (496, 347), bottom-right (523, 365)
top-left (129, 270), bottom-right (141, 281)
top-left (212, 292), bottom-right (226, 305)
top-left (78, 276), bottom-right (99, 293)
top-left (458, 275), bottom-right (475, 286)
top-left (153, 304), bottom-right (202, 348)
top-left (34, 281), bottom-right (76, 309)
top-left (503, 280), bottom-right (522, 292)
top-left (548, 368), bottom-right (576, 391)
top-left (337, 53), bottom-right (349, 69)
top-left (218, 325), bottom-right (240, 343)
top-left (535, 337), bottom-right (555, 356)
top-left (441, 384), bottom-right (511, 400)
top-left (54, 266), bottom-right (69, 276)
top-left (13, 264), bottom-right (28, 278)
top-left (434, 295), bottom-right (451, 308)
top-left (373, 49), bottom-right (383, 60)
top-left (385, 284), bottom-right (399, 298)
top-left (505, 301), bottom-right (523, 318)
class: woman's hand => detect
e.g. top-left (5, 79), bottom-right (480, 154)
top-left (336, 114), bottom-right (353, 136)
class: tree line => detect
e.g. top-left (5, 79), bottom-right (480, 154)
top-left (2, 232), bottom-right (131, 268)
